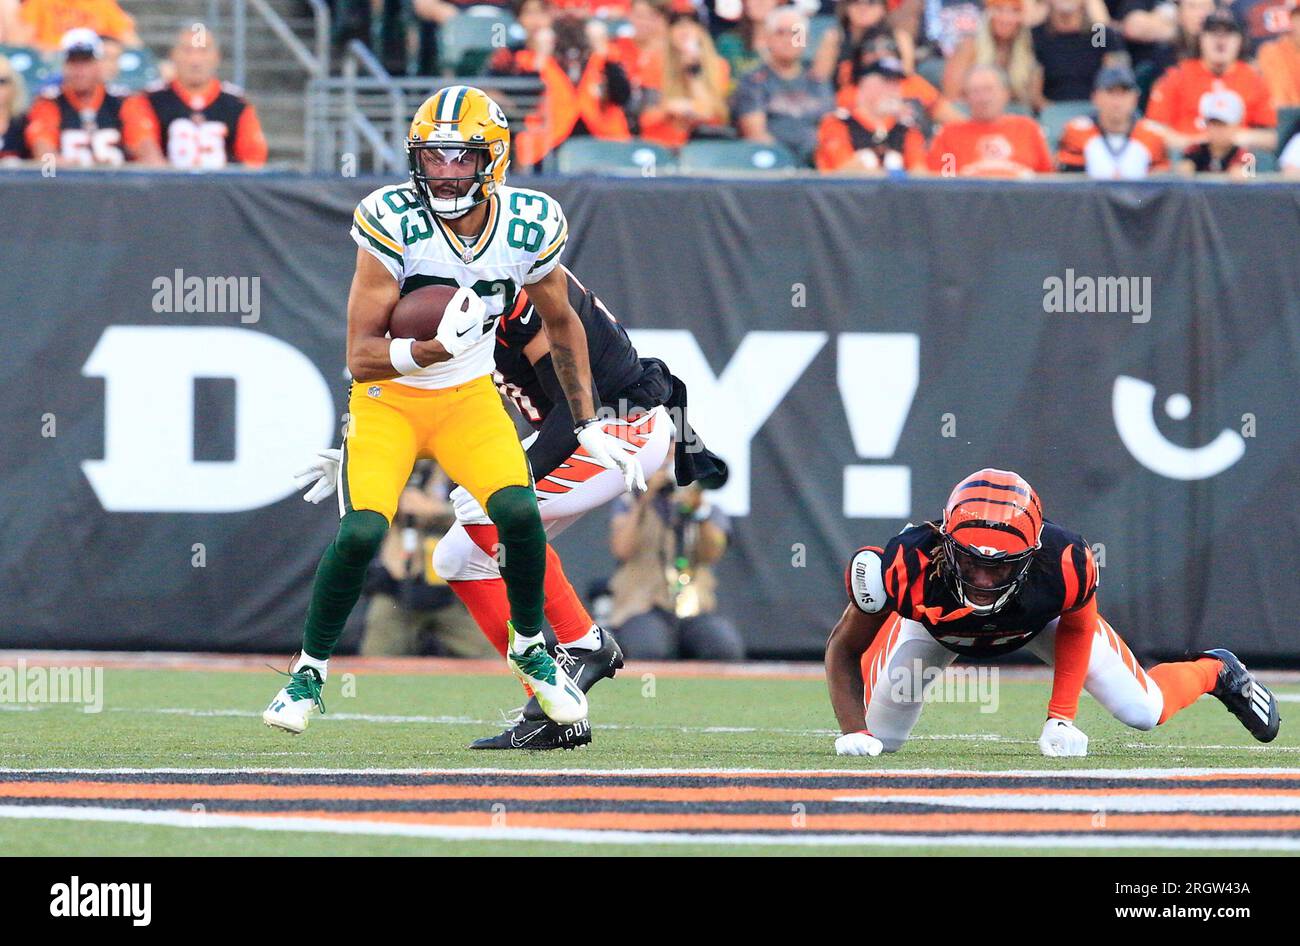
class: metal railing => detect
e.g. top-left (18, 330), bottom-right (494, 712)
top-left (206, 0), bottom-right (330, 88)
top-left (305, 41), bottom-right (543, 175)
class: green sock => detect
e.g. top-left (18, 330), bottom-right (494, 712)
top-left (301, 510), bottom-right (388, 660)
top-left (486, 486), bottom-right (546, 636)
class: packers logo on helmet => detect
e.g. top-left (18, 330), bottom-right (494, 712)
top-left (938, 468), bottom-right (1044, 615)
top-left (407, 86), bottom-right (510, 219)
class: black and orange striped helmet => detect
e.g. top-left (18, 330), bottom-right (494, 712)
top-left (939, 468), bottom-right (1044, 614)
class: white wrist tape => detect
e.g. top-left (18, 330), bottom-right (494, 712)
top-left (389, 337), bottom-right (423, 375)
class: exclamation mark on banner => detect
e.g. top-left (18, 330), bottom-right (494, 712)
top-left (837, 333), bottom-right (919, 518)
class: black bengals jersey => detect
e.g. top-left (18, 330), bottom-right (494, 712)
top-left (143, 79), bottom-right (267, 168)
top-left (494, 266), bottom-right (669, 480)
top-left (846, 520), bottom-right (1099, 657)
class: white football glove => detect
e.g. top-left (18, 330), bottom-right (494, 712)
top-left (576, 418), bottom-right (647, 493)
top-left (1039, 718), bottom-right (1089, 757)
top-left (434, 286), bottom-right (489, 359)
top-left (294, 449), bottom-right (341, 504)
top-left (448, 485), bottom-right (492, 526)
top-left (834, 731), bottom-right (884, 757)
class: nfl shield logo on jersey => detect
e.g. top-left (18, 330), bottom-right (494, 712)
top-left (367, 385), bottom-right (381, 398)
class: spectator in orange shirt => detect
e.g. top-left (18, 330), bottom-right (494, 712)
top-left (491, 5), bottom-right (634, 166)
top-left (138, 26), bottom-right (268, 169)
top-left (816, 56), bottom-right (928, 172)
top-left (1057, 64), bottom-right (1170, 177)
top-left (1258, 1), bottom-right (1300, 108)
top-left (639, 14), bottom-right (731, 147)
top-left (610, 0), bottom-right (670, 90)
top-left (1177, 87), bottom-right (1256, 175)
top-left (943, 0), bottom-right (1038, 108)
top-left (1145, 9), bottom-right (1277, 152)
top-left (926, 64), bottom-right (1053, 176)
top-left (19, 0), bottom-right (140, 52)
top-left (24, 29), bottom-right (162, 167)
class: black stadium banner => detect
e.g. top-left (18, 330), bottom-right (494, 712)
top-left (2, 172), bottom-right (1298, 661)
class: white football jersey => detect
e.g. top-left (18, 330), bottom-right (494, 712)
top-left (350, 181), bottom-right (569, 389)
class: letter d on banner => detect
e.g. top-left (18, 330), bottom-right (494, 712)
top-left (82, 326), bottom-right (336, 512)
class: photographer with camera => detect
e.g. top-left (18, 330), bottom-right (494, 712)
top-left (607, 468), bottom-right (745, 661)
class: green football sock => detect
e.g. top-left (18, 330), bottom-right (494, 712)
top-left (486, 486), bottom-right (546, 637)
top-left (301, 510), bottom-right (389, 661)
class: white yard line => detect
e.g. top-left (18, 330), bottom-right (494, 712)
top-left (1, 804), bottom-right (1297, 850)
top-left (837, 792), bottom-right (1300, 811)
top-left (2, 766), bottom-right (1299, 777)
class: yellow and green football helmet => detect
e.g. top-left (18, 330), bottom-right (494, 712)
top-left (407, 85), bottom-right (511, 219)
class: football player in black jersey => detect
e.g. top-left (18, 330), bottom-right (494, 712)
top-left (433, 265), bottom-right (727, 749)
top-left (826, 468), bottom-right (1280, 757)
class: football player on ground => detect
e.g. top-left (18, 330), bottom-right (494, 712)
top-left (263, 86), bottom-right (641, 734)
top-left (298, 265), bottom-right (728, 750)
top-left (825, 468), bottom-right (1280, 757)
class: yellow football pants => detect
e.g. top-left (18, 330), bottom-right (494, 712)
top-left (339, 375), bottom-right (531, 522)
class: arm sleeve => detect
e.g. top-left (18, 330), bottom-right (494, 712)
top-left (120, 93), bottom-right (159, 156)
top-left (233, 103), bottom-right (269, 166)
top-left (350, 192), bottom-right (405, 282)
top-left (845, 546), bottom-right (888, 614)
top-left (524, 200), bottom-right (568, 285)
top-left (1047, 596), bottom-right (1098, 721)
top-left (24, 98), bottom-right (59, 157)
top-left (814, 115), bottom-right (851, 171)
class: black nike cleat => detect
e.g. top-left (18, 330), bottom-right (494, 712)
top-left (469, 716), bottom-right (592, 750)
top-left (1201, 648), bottom-right (1280, 743)
top-left (522, 628), bottom-right (624, 722)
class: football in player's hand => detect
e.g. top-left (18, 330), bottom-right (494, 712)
top-left (388, 284), bottom-right (461, 340)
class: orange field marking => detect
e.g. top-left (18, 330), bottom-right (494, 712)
top-left (3, 780), bottom-right (1300, 803)
top-left (249, 808), bottom-right (1300, 834)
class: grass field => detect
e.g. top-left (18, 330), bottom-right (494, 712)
top-left (1, 654), bottom-right (1297, 856)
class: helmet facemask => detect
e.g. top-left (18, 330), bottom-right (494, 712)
top-left (940, 533), bottom-right (1035, 616)
top-left (408, 140), bottom-right (492, 219)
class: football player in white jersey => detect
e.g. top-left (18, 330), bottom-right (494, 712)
top-left (263, 86), bottom-right (643, 735)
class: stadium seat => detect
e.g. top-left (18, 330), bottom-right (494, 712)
top-left (1252, 149), bottom-right (1278, 174)
top-left (1039, 100), bottom-right (1092, 150)
top-left (678, 139), bottom-right (797, 172)
top-left (803, 15), bottom-right (835, 65)
top-left (915, 55), bottom-right (945, 91)
top-left (0, 44), bottom-right (53, 91)
top-left (438, 6), bottom-right (518, 76)
top-left (1277, 106), bottom-right (1300, 154)
top-left (113, 46), bottom-right (160, 91)
top-left (554, 137), bottom-right (675, 174)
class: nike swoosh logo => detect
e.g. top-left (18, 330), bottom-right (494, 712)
top-left (374, 205), bottom-right (385, 219)
top-left (456, 325), bottom-right (475, 337)
top-left (510, 724), bottom-right (548, 748)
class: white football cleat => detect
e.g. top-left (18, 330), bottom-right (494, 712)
top-left (506, 621), bottom-right (588, 725)
top-left (262, 663), bottom-right (325, 734)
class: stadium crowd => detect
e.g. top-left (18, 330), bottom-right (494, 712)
top-left (334, 0), bottom-right (1300, 176)
top-left (0, 1), bottom-right (266, 168)
top-left (2, 0), bottom-right (1298, 173)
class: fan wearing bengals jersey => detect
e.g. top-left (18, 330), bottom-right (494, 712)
top-left (826, 468), bottom-right (1281, 757)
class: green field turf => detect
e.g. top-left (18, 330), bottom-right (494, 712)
top-left (0, 665), bottom-right (1295, 855)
